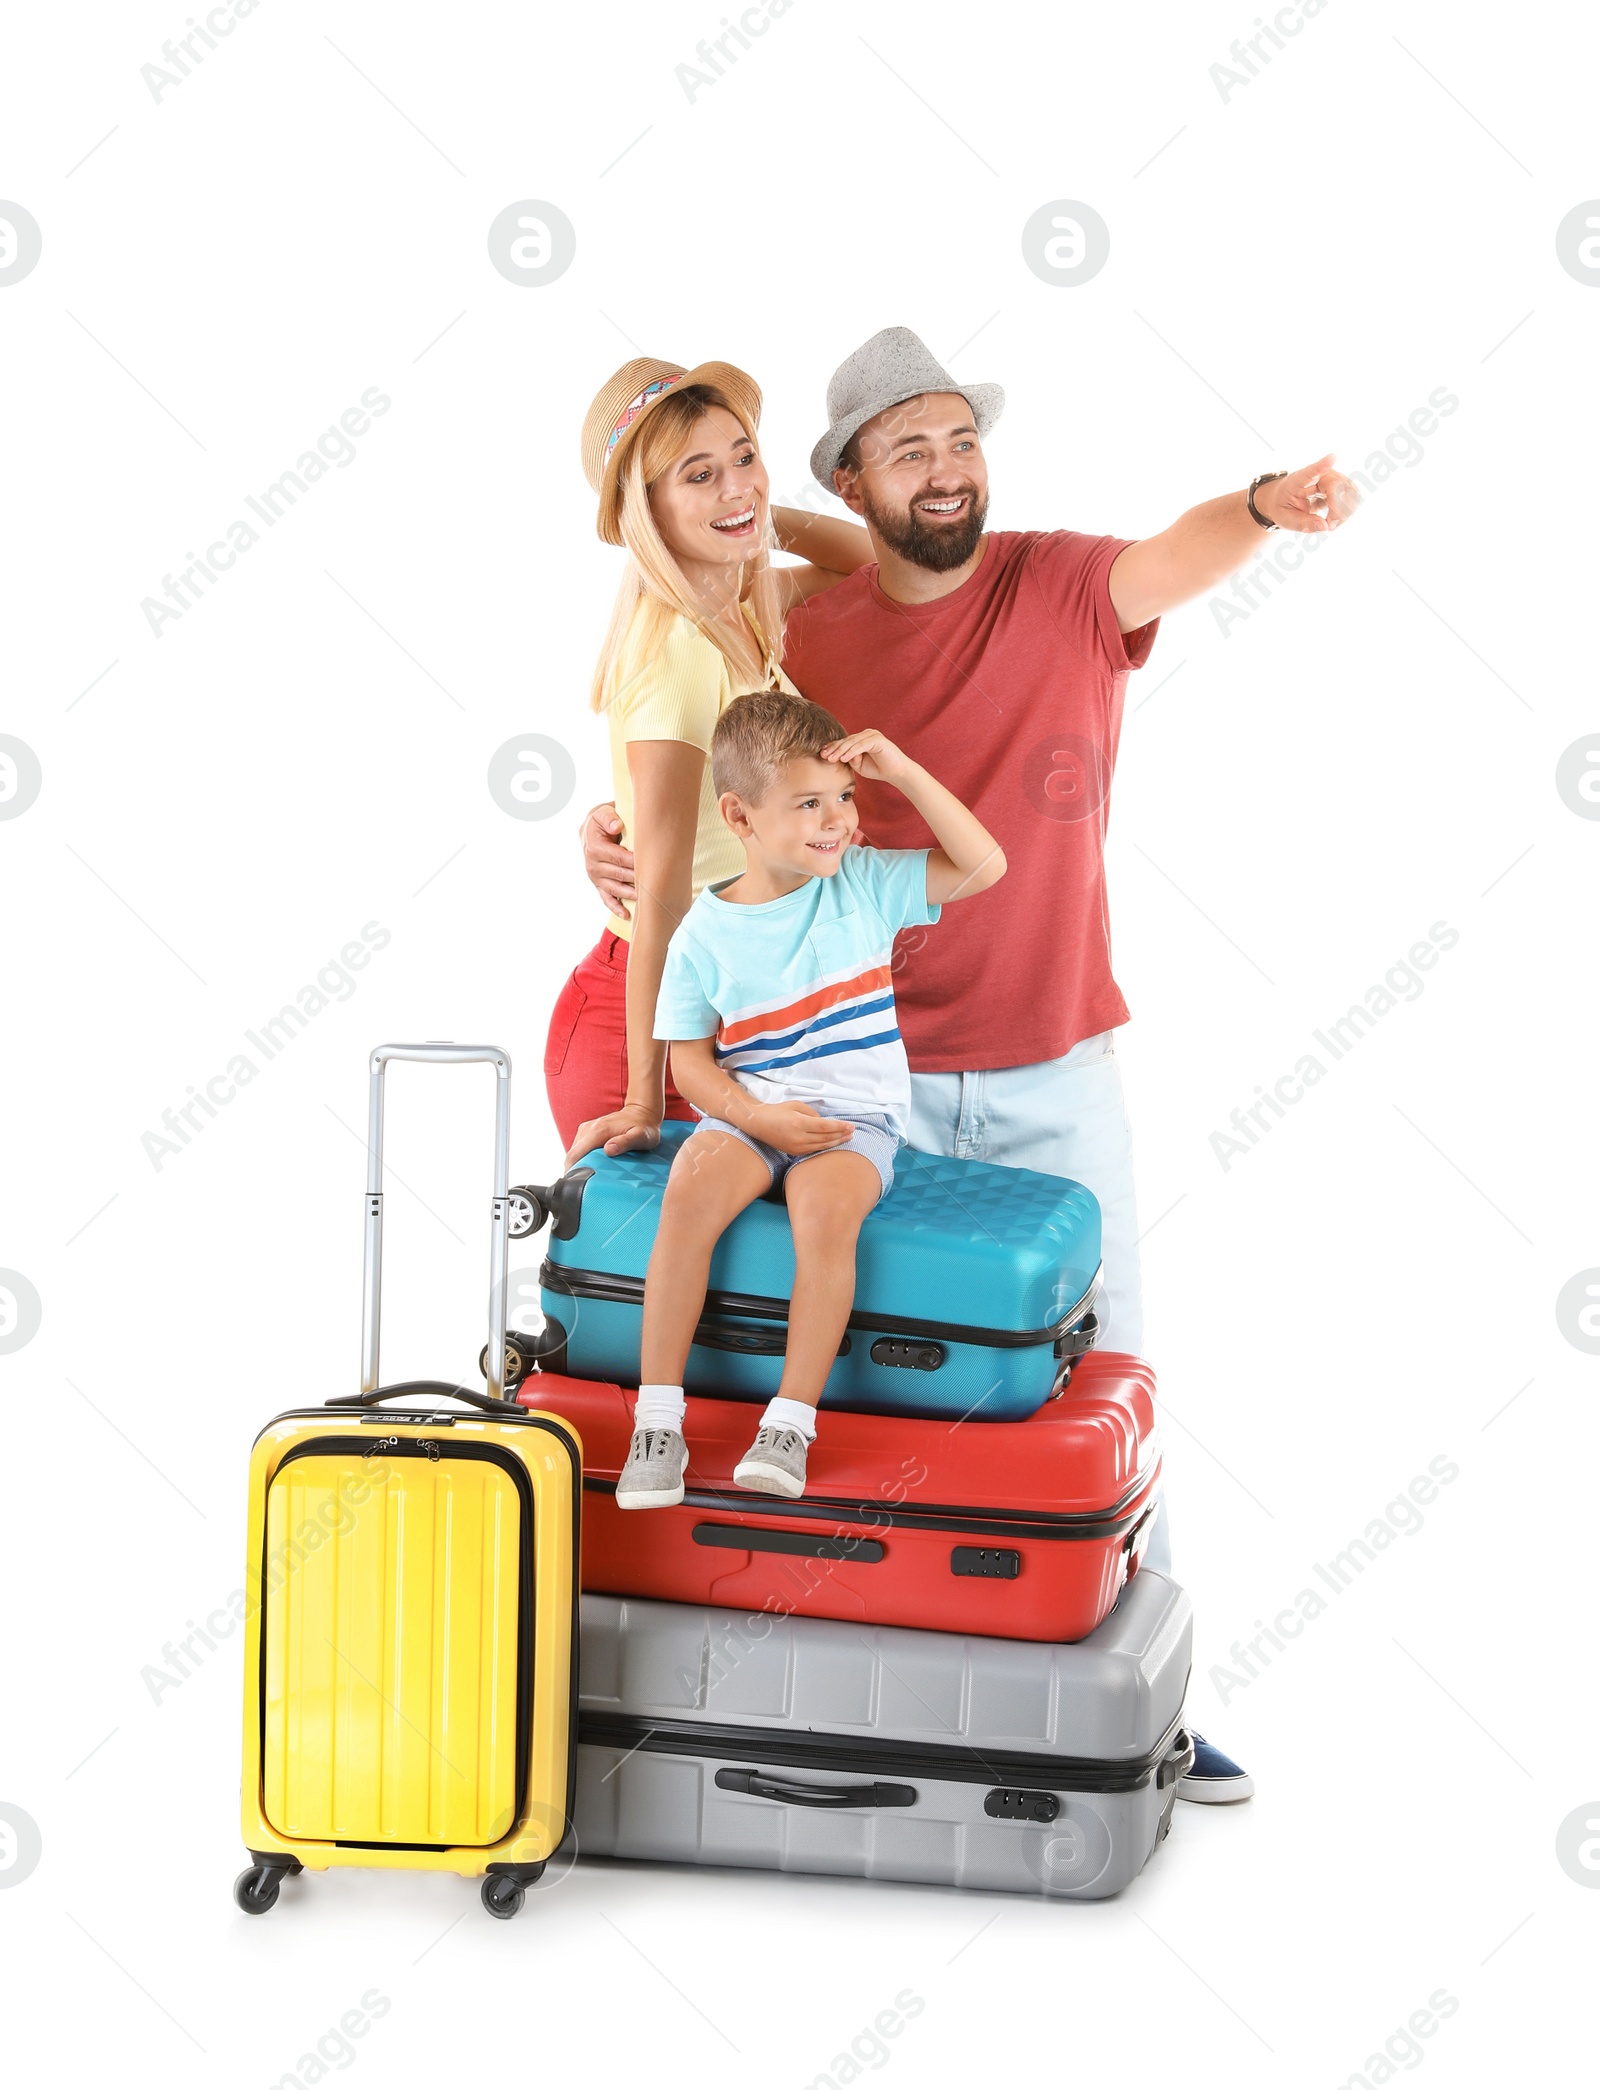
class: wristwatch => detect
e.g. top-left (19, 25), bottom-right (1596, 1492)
top-left (1247, 472), bottom-right (1287, 529)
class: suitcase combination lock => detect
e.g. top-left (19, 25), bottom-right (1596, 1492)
top-left (984, 1788), bottom-right (1060, 1823)
top-left (869, 1337), bottom-right (945, 1372)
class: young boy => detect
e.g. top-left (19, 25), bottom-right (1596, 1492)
top-left (616, 690), bottom-right (1006, 1508)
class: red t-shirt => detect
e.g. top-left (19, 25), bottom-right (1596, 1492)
top-left (782, 530), bottom-right (1158, 1073)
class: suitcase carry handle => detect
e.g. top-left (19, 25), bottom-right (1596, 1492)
top-left (1157, 1728), bottom-right (1196, 1790)
top-left (328, 1377), bottom-right (525, 1419)
top-left (1053, 1307), bottom-right (1099, 1362)
top-left (714, 1768), bottom-right (917, 1810)
top-left (1122, 1497), bottom-right (1159, 1570)
top-left (692, 1313), bottom-right (849, 1359)
top-left (692, 1522), bottom-right (885, 1563)
top-left (359, 1043), bottom-right (514, 1403)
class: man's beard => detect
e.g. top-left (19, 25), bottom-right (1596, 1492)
top-left (862, 485), bottom-right (988, 572)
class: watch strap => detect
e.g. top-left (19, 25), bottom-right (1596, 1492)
top-left (1247, 471), bottom-right (1287, 529)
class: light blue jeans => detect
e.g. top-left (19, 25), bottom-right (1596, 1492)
top-left (907, 1029), bottom-right (1172, 1577)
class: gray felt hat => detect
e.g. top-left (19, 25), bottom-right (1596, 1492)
top-left (810, 326), bottom-right (1004, 490)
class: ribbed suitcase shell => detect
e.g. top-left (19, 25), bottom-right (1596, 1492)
top-left (574, 1574), bottom-right (1192, 1900)
top-left (241, 1404), bottom-right (581, 1879)
top-left (261, 1451), bottom-right (523, 1846)
top-left (519, 1354), bottom-right (1160, 1643)
top-left (539, 1123), bottom-right (1099, 1420)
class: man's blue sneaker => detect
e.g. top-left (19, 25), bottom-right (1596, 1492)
top-left (1176, 1732), bottom-right (1254, 1804)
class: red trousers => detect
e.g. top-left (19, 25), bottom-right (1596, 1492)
top-left (544, 930), bottom-right (698, 1153)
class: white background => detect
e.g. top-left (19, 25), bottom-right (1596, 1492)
top-left (3, 0), bottom-right (1596, 2082)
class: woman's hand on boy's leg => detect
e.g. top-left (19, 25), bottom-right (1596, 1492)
top-left (748, 1101), bottom-right (854, 1156)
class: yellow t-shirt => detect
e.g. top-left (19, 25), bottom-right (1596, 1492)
top-left (604, 603), bottom-right (797, 941)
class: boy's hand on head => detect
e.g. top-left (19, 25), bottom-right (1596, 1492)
top-left (820, 729), bottom-right (914, 787)
top-left (749, 1101), bottom-right (854, 1156)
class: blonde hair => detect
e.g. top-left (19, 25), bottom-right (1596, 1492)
top-left (590, 385), bottom-right (786, 712)
top-left (712, 690), bottom-right (846, 803)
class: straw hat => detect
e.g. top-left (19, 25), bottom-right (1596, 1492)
top-left (581, 355), bottom-right (764, 546)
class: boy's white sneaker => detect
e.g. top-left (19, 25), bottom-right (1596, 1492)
top-left (733, 1426), bottom-right (809, 1499)
top-left (616, 1427), bottom-right (689, 1510)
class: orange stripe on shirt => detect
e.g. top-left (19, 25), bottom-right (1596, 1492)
top-left (718, 964), bottom-right (894, 1049)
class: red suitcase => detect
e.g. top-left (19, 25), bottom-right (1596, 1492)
top-left (517, 1354), bottom-right (1161, 1645)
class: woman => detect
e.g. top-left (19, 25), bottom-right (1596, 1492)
top-left (548, 356), bottom-right (870, 1164)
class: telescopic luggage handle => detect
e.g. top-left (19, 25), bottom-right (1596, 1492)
top-left (359, 1043), bottom-right (514, 1403)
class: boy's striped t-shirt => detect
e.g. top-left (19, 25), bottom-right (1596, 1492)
top-left (652, 845), bottom-right (940, 1139)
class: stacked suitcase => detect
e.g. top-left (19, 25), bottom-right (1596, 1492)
top-left (235, 1051), bottom-right (1191, 1917)
top-left (506, 1123), bottom-right (1193, 1902)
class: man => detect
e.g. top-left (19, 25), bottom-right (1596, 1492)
top-left (580, 326), bottom-right (1358, 1802)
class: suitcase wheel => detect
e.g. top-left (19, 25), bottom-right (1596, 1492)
top-left (481, 1861), bottom-right (545, 1919)
top-left (480, 1340), bottom-right (531, 1390)
top-left (480, 1317), bottom-right (568, 1390)
top-left (506, 1188), bottom-right (547, 1239)
top-left (480, 1874), bottom-right (523, 1919)
top-left (234, 1862), bottom-right (291, 1914)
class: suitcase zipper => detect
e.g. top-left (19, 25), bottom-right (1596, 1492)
top-left (256, 1419), bottom-right (586, 1853)
top-left (581, 1473), bottom-right (1158, 1540)
top-left (280, 1407), bottom-right (585, 1850)
top-left (262, 1434), bottom-right (539, 1840)
top-left (540, 1261), bottom-right (1101, 1352)
top-left (577, 1710), bottom-right (1188, 1797)
top-left (254, 1402), bottom-right (561, 1445)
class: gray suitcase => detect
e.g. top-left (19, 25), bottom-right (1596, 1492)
top-left (573, 1570), bottom-right (1193, 1900)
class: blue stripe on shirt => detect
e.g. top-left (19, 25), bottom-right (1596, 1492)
top-left (714, 991), bottom-right (898, 1062)
top-left (728, 1026), bottom-right (904, 1078)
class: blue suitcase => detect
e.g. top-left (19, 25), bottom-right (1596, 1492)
top-left (503, 1122), bottom-right (1100, 1421)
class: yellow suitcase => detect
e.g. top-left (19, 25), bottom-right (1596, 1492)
top-left (236, 1044), bottom-right (580, 1920)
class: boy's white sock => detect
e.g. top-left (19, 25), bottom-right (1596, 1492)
top-left (760, 1396), bottom-right (818, 1442)
top-left (634, 1383), bottom-right (686, 1433)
